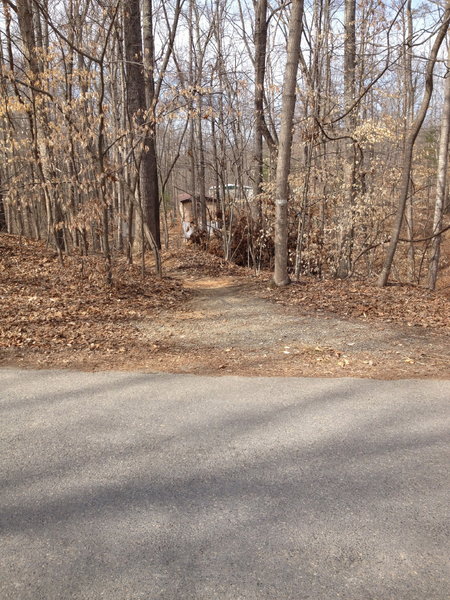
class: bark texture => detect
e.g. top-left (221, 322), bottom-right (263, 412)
top-left (125, 0), bottom-right (161, 249)
top-left (428, 38), bottom-right (450, 290)
top-left (253, 0), bottom-right (268, 211)
top-left (274, 0), bottom-right (304, 286)
top-left (337, 0), bottom-right (356, 279)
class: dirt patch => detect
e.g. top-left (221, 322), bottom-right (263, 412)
top-left (139, 281), bottom-right (397, 352)
top-left (134, 276), bottom-right (449, 378)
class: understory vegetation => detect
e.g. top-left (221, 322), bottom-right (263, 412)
top-left (1, 0), bottom-right (449, 291)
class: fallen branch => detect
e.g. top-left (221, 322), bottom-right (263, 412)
top-left (398, 224), bottom-right (450, 243)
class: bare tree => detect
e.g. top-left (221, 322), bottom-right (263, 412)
top-left (253, 0), bottom-right (269, 211)
top-left (124, 0), bottom-right (160, 249)
top-left (428, 36), bottom-right (450, 290)
top-left (274, 0), bottom-right (304, 286)
top-left (336, 0), bottom-right (357, 278)
top-left (377, 2), bottom-right (450, 287)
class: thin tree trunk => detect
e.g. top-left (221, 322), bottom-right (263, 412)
top-left (0, 182), bottom-right (7, 231)
top-left (193, 2), bottom-right (208, 233)
top-left (404, 0), bottom-right (416, 281)
top-left (273, 0), bottom-right (304, 286)
top-left (253, 0), bottom-right (268, 221)
top-left (428, 38), bottom-right (450, 289)
top-left (377, 4), bottom-right (450, 287)
top-left (337, 0), bottom-right (356, 278)
top-left (188, 0), bottom-right (197, 226)
top-left (197, 104), bottom-right (208, 232)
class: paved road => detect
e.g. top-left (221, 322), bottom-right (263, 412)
top-left (1, 369), bottom-right (449, 600)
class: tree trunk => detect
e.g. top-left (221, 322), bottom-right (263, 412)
top-left (273, 0), bottom-right (304, 286)
top-left (337, 0), bottom-right (356, 278)
top-left (0, 180), bottom-right (6, 231)
top-left (377, 4), bottom-right (450, 287)
top-left (124, 0), bottom-right (161, 250)
top-left (428, 38), bottom-right (450, 290)
top-left (193, 1), bottom-right (208, 233)
top-left (253, 0), bottom-right (268, 220)
top-left (197, 105), bottom-right (208, 232)
top-left (404, 0), bottom-right (416, 282)
top-left (142, 0), bottom-right (161, 247)
top-left (188, 0), bottom-right (197, 226)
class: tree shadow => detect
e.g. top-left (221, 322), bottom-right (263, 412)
top-left (1, 372), bottom-right (449, 599)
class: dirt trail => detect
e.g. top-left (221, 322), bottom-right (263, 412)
top-left (136, 276), bottom-right (449, 378)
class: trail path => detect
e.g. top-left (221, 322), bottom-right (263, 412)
top-left (136, 275), bottom-right (449, 378)
top-left (1, 235), bottom-right (448, 377)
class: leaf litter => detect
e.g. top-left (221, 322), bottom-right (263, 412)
top-left (1, 236), bottom-right (449, 378)
top-left (0, 234), bottom-right (189, 367)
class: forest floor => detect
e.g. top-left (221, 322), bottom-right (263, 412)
top-left (1, 233), bottom-right (449, 378)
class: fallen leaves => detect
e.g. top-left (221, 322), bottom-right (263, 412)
top-left (165, 246), bottom-right (250, 278)
top-left (257, 276), bottom-right (450, 332)
top-left (0, 234), bottom-right (190, 361)
top-left (1, 233), bottom-right (449, 379)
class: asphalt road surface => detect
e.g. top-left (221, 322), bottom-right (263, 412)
top-left (1, 369), bottom-right (449, 600)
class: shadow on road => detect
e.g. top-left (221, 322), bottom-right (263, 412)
top-left (1, 371), bottom-right (449, 599)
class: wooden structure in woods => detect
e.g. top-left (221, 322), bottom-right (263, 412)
top-left (178, 193), bottom-right (221, 239)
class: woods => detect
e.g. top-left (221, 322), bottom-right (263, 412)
top-left (1, 0), bottom-right (449, 288)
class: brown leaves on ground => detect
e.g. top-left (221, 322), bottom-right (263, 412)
top-left (164, 245), bottom-right (251, 278)
top-left (0, 234), bottom-right (190, 365)
top-left (257, 277), bottom-right (450, 333)
top-left (1, 234), bottom-right (449, 376)
top-left (167, 245), bottom-right (450, 333)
